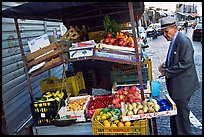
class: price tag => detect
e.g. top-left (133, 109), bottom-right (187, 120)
top-left (41, 113), bottom-right (46, 118)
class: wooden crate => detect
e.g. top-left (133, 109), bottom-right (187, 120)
top-left (26, 40), bottom-right (69, 77)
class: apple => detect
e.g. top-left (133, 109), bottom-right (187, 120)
top-left (104, 38), bottom-right (110, 43)
top-left (131, 86), bottom-right (137, 91)
top-left (129, 97), bottom-right (134, 103)
top-left (119, 95), bottom-right (124, 101)
top-left (110, 38), bottom-right (116, 43)
top-left (115, 103), bottom-right (121, 109)
top-left (117, 88), bottom-right (124, 95)
top-left (124, 91), bottom-right (128, 96)
top-left (106, 33), bottom-right (112, 38)
top-left (118, 41), bottom-right (123, 46)
top-left (124, 86), bottom-right (129, 91)
top-left (128, 93), bottom-right (133, 98)
top-left (112, 98), bottom-right (117, 104)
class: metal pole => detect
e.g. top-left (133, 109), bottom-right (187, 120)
top-left (14, 18), bottom-right (34, 103)
top-left (128, 2), bottom-right (145, 101)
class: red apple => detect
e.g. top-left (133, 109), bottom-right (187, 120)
top-left (104, 38), bottom-right (110, 43)
top-left (118, 41), bottom-right (123, 46)
top-left (119, 95), bottom-right (124, 101)
top-left (131, 86), bottom-right (137, 91)
top-left (115, 103), bottom-right (121, 109)
top-left (106, 33), bottom-right (112, 38)
top-left (124, 91), bottom-right (128, 96)
top-left (129, 98), bottom-right (134, 103)
top-left (124, 87), bottom-right (129, 91)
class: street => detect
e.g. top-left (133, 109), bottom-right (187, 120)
top-left (145, 27), bottom-right (202, 135)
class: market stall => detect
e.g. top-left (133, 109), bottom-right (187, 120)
top-left (2, 2), bottom-right (177, 135)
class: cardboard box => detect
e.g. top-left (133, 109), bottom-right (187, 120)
top-left (58, 95), bottom-right (91, 122)
top-left (69, 46), bottom-right (94, 59)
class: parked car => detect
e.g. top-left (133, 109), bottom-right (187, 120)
top-left (146, 23), bottom-right (162, 38)
top-left (192, 23), bottom-right (202, 41)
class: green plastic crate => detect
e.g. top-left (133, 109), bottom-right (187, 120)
top-left (110, 66), bottom-right (149, 85)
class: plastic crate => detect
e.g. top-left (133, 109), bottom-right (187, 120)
top-left (40, 76), bottom-right (65, 94)
top-left (66, 72), bottom-right (86, 97)
top-left (110, 66), bottom-right (149, 85)
top-left (91, 109), bottom-right (148, 135)
top-left (30, 101), bottom-right (58, 126)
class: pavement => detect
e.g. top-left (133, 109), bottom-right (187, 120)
top-left (145, 27), bottom-right (202, 135)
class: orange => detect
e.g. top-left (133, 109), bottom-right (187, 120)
top-left (104, 122), bottom-right (111, 127)
top-left (113, 119), bottom-right (119, 124)
top-left (125, 121), bottom-right (132, 127)
top-left (103, 120), bottom-right (109, 124)
top-left (99, 111), bottom-right (103, 116)
top-left (118, 122), bottom-right (124, 127)
top-left (111, 124), bottom-right (117, 127)
top-left (101, 114), bottom-right (107, 120)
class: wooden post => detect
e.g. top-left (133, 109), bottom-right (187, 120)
top-left (128, 2), bottom-right (145, 101)
top-left (14, 18), bottom-right (34, 103)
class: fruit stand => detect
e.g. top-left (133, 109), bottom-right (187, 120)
top-left (2, 2), bottom-right (177, 135)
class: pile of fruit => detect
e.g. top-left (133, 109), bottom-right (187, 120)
top-left (94, 106), bottom-right (135, 127)
top-left (111, 86), bottom-right (142, 109)
top-left (36, 90), bottom-right (65, 102)
top-left (102, 15), bottom-right (136, 48)
top-left (66, 96), bottom-right (89, 111)
top-left (87, 95), bottom-right (113, 118)
top-left (87, 95), bottom-right (113, 110)
top-left (123, 99), bottom-right (160, 116)
top-left (103, 31), bottom-right (135, 48)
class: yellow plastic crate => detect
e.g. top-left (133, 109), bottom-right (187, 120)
top-left (91, 109), bottom-right (148, 135)
top-left (40, 76), bottom-right (65, 94)
top-left (65, 72), bottom-right (86, 97)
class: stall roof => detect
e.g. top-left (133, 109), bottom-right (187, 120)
top-left (2, 2), bottom-right (144, 29)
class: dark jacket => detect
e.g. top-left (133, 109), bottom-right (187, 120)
top-left (164, 32), bottom-right (200, 100)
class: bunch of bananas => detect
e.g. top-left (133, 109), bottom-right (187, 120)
top-left (37, 90), bottom-right (65, 102)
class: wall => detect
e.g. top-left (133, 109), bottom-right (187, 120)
top-left (2, 2), bottom-right (64, 135)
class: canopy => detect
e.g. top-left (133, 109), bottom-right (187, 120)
top-left (2, 2), bottom-right (144, 29)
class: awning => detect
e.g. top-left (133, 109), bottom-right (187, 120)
top-left (2, 2), bottom-right (144, 29)
top-left (187, 13), bottom-right (199, 18)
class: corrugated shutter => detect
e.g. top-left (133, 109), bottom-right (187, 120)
top-left (2, 2), bottom-right (64, 134)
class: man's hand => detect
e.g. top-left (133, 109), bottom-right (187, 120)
top-left (158, 62), bottom-right (165, 77)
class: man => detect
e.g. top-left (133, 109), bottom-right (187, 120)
top-left (158, 16), bottom-right (200, 135)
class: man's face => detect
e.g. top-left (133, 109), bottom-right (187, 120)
top-left (162, 26), bottom-right (176, 41)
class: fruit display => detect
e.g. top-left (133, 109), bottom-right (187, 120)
top-left (123, 99), bottom-right (160, 116)
top-left (111, 86), bottom-right (142, 109)
top-left (103, 31), bottom-right (136, 48)
top-left (102, 15), bottom-right (136, 48)
top-left (35, 90), bottom-right (65, 103)
top-left (87, 95), bottom-right (113, 118)
top-left (58, 95), bottom-right (91, 122)
top-left (66, 96), bottom-right (89, 111)
top-left (121, 94), bottom-right (177, 121)
top-left (94, 106), bottom-right (134, 127)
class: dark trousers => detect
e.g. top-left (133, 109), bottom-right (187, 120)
top-left (170, 97), bottom-right (192, 135)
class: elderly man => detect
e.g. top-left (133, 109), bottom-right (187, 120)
top-left (158, 16), bottom-right (200, 135)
